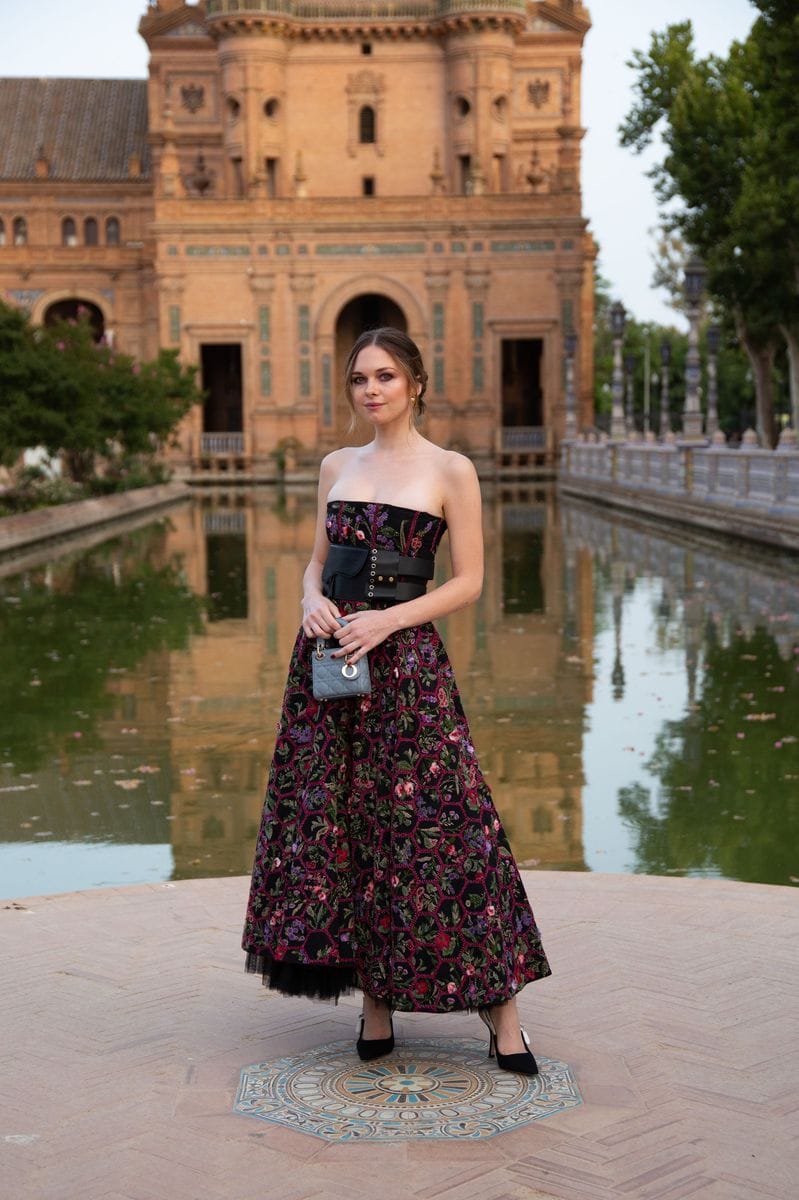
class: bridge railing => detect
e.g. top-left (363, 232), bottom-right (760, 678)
top-left (560, 435), bottom-right (799, 522)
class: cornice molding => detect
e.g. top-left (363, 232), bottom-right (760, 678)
top-left (139, 2), bottom-right (213, 46)
top-left (533, 2), bottom-right (591, 37)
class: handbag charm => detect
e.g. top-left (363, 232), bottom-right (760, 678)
top-left (311, 617), bottom-right (371, 700)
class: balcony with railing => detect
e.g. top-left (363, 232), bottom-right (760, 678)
top-left (205, 1), bottom-right (527, 22)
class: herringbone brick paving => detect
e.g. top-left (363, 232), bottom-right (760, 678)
top-left (1, 871), bottom-right (797, 1200)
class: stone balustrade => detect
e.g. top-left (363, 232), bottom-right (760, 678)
top-left (559, 432), bottom-right (799, 552)
top-left (205, 0), bottom-right (526, 19)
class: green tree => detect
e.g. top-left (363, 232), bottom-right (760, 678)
top-left (620, 17), bottom-right (798, 445)
top-left (0, 301), bottom-right (203, 481)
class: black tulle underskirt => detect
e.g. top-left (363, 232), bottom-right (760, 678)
top-left (244, 951), bottom-right (359, 1003)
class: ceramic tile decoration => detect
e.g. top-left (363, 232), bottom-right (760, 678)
top-left (234, 1037), bottom-right (582, 1142)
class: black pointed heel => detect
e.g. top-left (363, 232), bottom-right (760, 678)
top-left (356, 1010), bottom-right (395, 1062)
top-left (478, 1007), bottom-right (539, 1076)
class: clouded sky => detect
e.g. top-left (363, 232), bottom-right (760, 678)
top-left (2, 0), bottom-right (757, 327)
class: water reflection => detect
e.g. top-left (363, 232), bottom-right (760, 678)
top-left (0, 488), bottom-right (796, 897)
top-left (564, 499), bottom-right (799, 886)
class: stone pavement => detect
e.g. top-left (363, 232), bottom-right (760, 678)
top-left (1, 871), bottom-right (797, 1200)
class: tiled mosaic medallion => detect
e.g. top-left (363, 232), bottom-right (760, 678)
top-left (234, 1037), bottom-right (582, 1141)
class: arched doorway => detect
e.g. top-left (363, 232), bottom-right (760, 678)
top-left (44, 298), bottom-right (105, 343)
top-left (334, 293), bottom-right (406, 444)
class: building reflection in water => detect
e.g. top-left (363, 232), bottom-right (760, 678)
top-left (2, 488), bottom-right (797, 895)
top-left (160, 487), bottom-right (593, 880)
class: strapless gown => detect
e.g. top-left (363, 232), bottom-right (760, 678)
top-left (242, 499), bottom-right (551, 1011)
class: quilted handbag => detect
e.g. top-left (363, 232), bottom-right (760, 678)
top-left (311, 618), bottom-right (371, 700)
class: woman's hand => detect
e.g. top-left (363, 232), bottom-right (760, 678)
top-left (332, 609), bottom-right (397, 663)
top-left (301, 591), bottom-right (341, 638)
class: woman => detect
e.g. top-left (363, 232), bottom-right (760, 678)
top-left (242, 327), bottom-right (551, 1074)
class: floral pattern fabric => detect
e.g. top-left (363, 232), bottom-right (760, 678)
top-left (242, 500), bottom-right (551, 1012)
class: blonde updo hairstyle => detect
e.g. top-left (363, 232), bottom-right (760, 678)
top-left (343, 327), bottom-right (428, 428)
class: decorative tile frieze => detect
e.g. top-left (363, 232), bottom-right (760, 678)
top-left (490, 239), bottom-right (555, 252)
top-left (185, 245), bottom-right (250, 256)
top-left (322, 354), bottom-right (333, 427)
top-left (432, 301), bottom-right (445, 341)
top-left (6, 289), bottom-right (44, 311)
top-left (315, 243), bottom-right (426, 256)
top-left (300, 358), bottom-right (311, 397)
top-left (260, 360), bottom-right (272, 397)
top-left (259, 305), bottom-right (271, 343)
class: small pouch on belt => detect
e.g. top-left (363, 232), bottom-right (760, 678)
top-left (321, 544), bottom-right (370, 599)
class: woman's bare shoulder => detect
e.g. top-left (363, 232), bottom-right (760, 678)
top-left (319, 445), bottom-right (360, 482)
top-left (438, 447), bottom-right (479, 485)
top-left (320, 446), bottom-right (360, 470)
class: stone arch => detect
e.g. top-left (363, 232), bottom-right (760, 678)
top-left (315, 273), bottom-right (426, 344)
top-left (314, 274), bottom-right (428, 447)
top-left (31, 288), bottom-right (112, 342)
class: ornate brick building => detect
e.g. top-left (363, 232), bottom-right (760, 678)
top-left (0, 0), bottom-right (595, 474)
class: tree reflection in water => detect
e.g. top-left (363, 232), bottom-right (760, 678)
top-left (0, 528), bottom-right (205, 774)
top-left (619, 628), bottom-right (799, 886)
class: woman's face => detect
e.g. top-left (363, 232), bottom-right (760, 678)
top-left (349, 344), bottom-right (415, 426)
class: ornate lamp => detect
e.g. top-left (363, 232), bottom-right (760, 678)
top-left (681, 256), bottom-right (706, 441)
top-left (609, 303), bottom-right (627, 441)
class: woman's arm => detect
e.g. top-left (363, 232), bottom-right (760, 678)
top-left (333, 452), bottom-right (483, 662)
top-left (300, 452), bottom-right (346, 638)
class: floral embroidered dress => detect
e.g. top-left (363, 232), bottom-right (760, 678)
top-left (242, 499), bottom-right (551, 1011)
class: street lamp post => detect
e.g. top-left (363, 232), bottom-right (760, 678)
top-left (610, 301), bottom-right (627, 441)
top-left (624, 352), bottom-right (636, 435)
top-left (659, 338), bottom-right (672, 437)
top-left (564, 329), bottom-right (578, 440)
top-left (706, 322), bottom-right (721, 437)
top-left (681, 255), bottom-right (707, 441)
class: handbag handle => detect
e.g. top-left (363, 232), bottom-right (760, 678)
top-left (315, 616), bottom-right (351, 662)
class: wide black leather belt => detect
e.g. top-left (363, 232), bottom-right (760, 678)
top-left (322, 543), bottom-right (435, 603)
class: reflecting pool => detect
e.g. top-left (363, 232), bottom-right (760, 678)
top-left (1, 487), bottom-right (797, 899)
